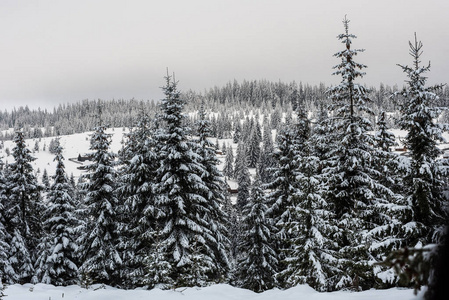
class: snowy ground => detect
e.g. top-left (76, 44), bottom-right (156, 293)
top-left (1, 127), bottom-right (448, 185)
top-left (3, 283), bottom-right (424, 300)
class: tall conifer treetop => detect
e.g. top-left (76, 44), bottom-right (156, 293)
top-left (397, 34), bottom-right (447, 240)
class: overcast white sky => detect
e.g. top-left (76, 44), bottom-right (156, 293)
top-left (1, 0), bottom-right (448, 112)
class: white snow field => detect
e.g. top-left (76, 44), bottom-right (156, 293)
top-left (3, 283), bottom-right (424, 300)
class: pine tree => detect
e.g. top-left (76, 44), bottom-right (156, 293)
top-left (237, 176), bottom-right (277, 292)
top-left (258, 124), bottom-right (275, 184)
top-left (233, 121), bottom-right (242, 144)
top-left (116, 106), bottom-right (159, 288)
top-left (369, 111), bottom-right (411, 286)
top-left (194, 101), bottom-right (230, 283)
top-left (396, 34), bottom-right (448, 245)
top-left (34, 139), bottom-right (79, 286)
top-left (77, 110), bottom-right (122, 286)
top-left (247, 129), bottom-right (261, 168)
top-left (324, 17), bottom-right (395, 290)
top-left (380, 34), bottom-right (449, 293)
top-left (223, 144), bottom-right (234, 180)
top-left (234, 142), bottom-right (251, 211)
top-left (0, 161), bottom-right (15, 283)
top-left (277, 106), bottom-right (336, 292)
top-left (153, 74), bottom-right (223, 286)
top-left (41, 168), bottom-right (50, 191)
top-left (264, 124), bottom-right (299, 280)
top-left (4, 131), bottom-right (43, 283)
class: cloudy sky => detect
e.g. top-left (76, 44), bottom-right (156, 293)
top-left (1, 0), bottom-right (448, 112)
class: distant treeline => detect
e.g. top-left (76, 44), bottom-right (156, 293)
top-left (1, 80), bottom-right (448, 140)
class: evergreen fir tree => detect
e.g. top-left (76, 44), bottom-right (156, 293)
top-left (258, 124), bottom-right (275, 184)
top-left (34, 139), bottom-right (79, 286)
top-left (223, 144), bottom-right (234, 180)
top-left (77, 110), bottom-right (122, 286)
top-left (0, 161), bottom-right (15, 283)
top-left (233, 121), bottom-right (241, 144)
top-left (247, 129), bottom-right (261, 168)
top-left (324, 17), bottom-right (396, 290)
top-left (396, 34), bottom-right (448, 245)
top-left (264, 125), bottom-right (300, 282)
top-left (41, 168), bottom-right (50, 191)
top-left (4, 131), bottom-right (43, 283)
top-left (277, 131), bottom-right (335, 292)
top-left (194, 101), bottom-right (230, 283)
top-left (116, 106), bottom-right (159, 288)
top-left (153, 74), bottom-right (224, 286)
top-left (234, 142), bottom-right (251, 211)
top-left (369, 111), bottom-right (411, 286)
top-left (237, 176), bottom-right (277, 292)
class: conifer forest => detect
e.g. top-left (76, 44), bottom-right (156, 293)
top-left (0, 17), bottom-right (448, 300)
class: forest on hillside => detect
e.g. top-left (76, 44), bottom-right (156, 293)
top-left (1, 78), bottom-right (449, 141)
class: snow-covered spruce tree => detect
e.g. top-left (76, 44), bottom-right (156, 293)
top-left (368, 111), bottom-right (412, 287)
top-left (324, 17), bottom-right (397, 290)
top-left (375, 111), bottom-right (396, 153)
top-left (116, 106), bottom-right (159, 288)
top-left (236, 176), bottom-right (277, 292)
top-left (247, 129), bottom-right (261, 168)
top-left (222, 144), bottom-right (234, 180)
top-left (234, 142), bottom-right (251, 211)
top-left (194, 101), bottom-right (230, 283)
top-left (153, 74), bottom-right (225, 287)
top-left (396, 34), bottom-right (448, 245)
top-left (41, 168), bottom-right (50, 191)
top-left (233, 121), bottom-right (242, 144)
top-left (379, 35), bottom-right (449, 293)
top-left (77, 109), bottom-right (122, 286)
top-left (0, 161), bottom-right (15, 283)
top-left (264, 123), bottom-right (301, 286)
top-left (277, 105), bottom-right (336, 292)
top-left (310, 103), bottom-right (330, 163)
top-left (258, 123), bottom-right (275, 185)
top-left (4, 131), bottom-right (43, 283)
top-left (34, 138), bottom-right (79, 285)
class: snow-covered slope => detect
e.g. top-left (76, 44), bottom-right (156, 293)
top-left (1, 128), bottom-right (448, 184)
